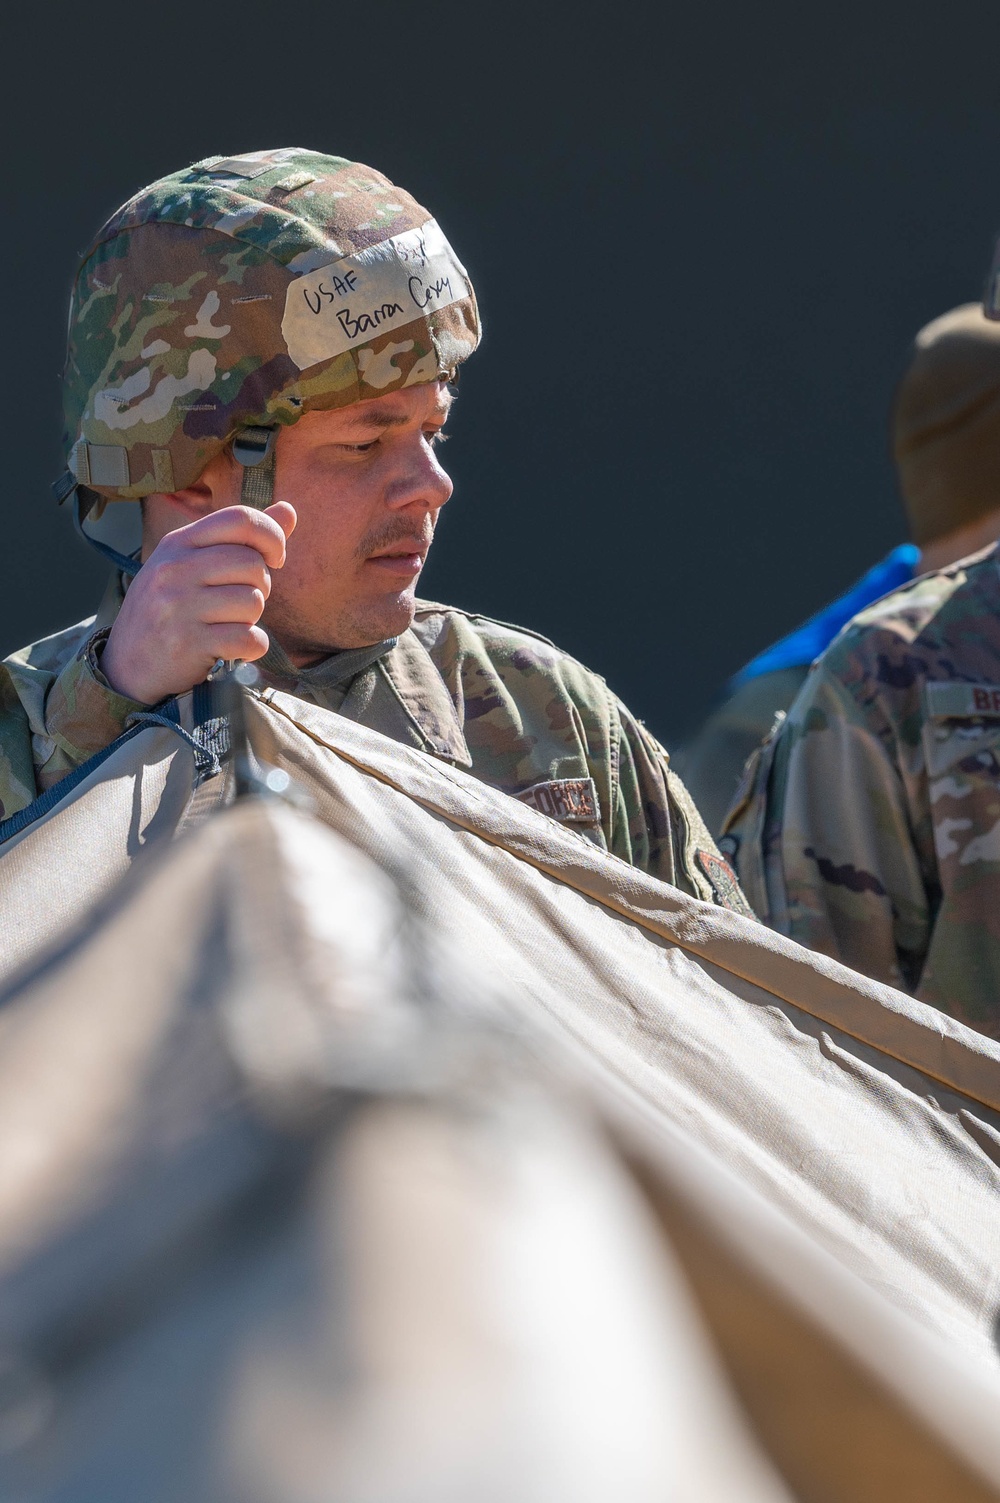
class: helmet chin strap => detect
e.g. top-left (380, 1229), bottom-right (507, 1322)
top-left (232, 425), bottom-right (277, 510)
top-left (55, 423), bottom-right (278, 578)
top-left (56, 428), bottom-right (284, 798)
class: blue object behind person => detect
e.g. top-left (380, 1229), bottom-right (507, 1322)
top-left (730, 543), bottom-right (919, 689)
top-left (674, 300), bottom-right (1000, 838)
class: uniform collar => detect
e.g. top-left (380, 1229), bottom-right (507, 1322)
top-left (370, 628), bottom-right (472, 767)
top-left (255, 625), bottom-right (472, 767)
top-left (259, 635), bottom-right (397, 696)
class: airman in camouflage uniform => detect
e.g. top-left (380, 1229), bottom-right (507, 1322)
top-left (0, 148), bottom-right (747, 912)
top-left (723, 301), bottom-right (1000, 1032)
top-left (724, 549), bottom-right (1000, 1035)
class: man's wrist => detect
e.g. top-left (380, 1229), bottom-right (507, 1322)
top-left (81, 627), bottom-right (155, 712)
top-left (96, 625), bottom-right (159, 706)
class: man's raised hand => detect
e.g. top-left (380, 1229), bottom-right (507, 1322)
top-left (100, 503), bottom-right (297, 705)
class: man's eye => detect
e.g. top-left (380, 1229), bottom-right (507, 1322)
top-left (338, 439), bottom-right (379, 454)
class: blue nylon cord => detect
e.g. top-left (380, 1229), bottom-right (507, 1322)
top-left (0, 722), bottom-right (156, 848)
top-left (71, 487), bottom-right (142, 577)
top-left (0, 700), bottom-right (223, 851)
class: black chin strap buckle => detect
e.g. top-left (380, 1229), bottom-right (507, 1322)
top-left (52, 469), bottom-right (78, 506)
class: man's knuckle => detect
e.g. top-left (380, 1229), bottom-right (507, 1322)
top-left (152, 557), bottom-right (186, 591)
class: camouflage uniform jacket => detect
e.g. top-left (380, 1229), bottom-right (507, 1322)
top-left (0, 576), bottom-right (749, 912)
top-left (723, 542), bottom-right (1000, 1034)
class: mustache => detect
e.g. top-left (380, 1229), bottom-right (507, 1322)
top-left (356, 516), bottom-right (435, 561)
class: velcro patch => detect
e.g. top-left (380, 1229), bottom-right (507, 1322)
top-left (926, 681), bottom-right (1000, 718)
top-left (86, 444), bottom-right (130, 488)
top-left (274, 172), bottom-right (317, 193)
top-left (516, 777), bottom-right (601, 826)
top-left (196, 156), bottom-right (275, 180)
top-left (696, 848), bottom-right (755, 917)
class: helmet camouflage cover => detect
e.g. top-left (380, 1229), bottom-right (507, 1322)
top-left (63, 148), bottom-right (481, 499)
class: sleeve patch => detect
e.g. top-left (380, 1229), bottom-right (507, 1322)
top-left (696, 847), bottom-right (756, 917)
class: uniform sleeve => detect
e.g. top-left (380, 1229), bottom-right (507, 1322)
top-left (724, 663), bottom-right (930, 991)
top-left (611, 698), bottom-right (755, 915)
top-left (34, 629), bottom-right (149, 792)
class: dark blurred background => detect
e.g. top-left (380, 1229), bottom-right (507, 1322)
top-left (4, 1), bottom-right (1000, 741)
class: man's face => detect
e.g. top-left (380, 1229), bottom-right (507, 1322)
top-left (143, 379), bottom-right (454, 660)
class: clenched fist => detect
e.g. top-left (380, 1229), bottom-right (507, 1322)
top-left (101, 502), bottom-right (297, 705)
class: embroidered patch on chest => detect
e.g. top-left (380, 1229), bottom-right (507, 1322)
top-left (696, 848), bottom-right (755, 917)
top-left (516, 777), bottom-right (601, 825)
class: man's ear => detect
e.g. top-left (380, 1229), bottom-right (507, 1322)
top-left (158, 482), bottom-right (217, 519)
top-left (139, 484), bottom-right (213, 559)
top-left (140, 451), bottom-right (239, 558)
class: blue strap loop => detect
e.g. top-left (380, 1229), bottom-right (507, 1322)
top-left (124, 711), bottom-right (223, 781)
top-left (729, 543), bottom-right (920, 690)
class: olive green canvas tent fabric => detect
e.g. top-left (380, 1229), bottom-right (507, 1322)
top-left (0, 689), bottom-right (999, 1500)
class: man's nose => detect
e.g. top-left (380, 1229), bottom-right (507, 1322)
top-left (386, 438), bottom-right (454, 512)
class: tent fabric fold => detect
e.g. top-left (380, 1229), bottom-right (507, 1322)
top-left (0, 691), bottom-right (999, 1499)
top-left (255, 688), bottom-right (1000, 1114)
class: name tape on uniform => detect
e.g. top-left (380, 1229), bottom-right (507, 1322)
top-left (515, 777), bottom-right (601, 826)
top-left (281, 219), bottom-right (469, 370)
top-left (925, 682), bottom-right (1000, 718)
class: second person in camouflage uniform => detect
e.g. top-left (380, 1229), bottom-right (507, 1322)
top-left (678, 302), bottom-right (1000, 837)
top-left (725, 302), bottom-right (1000, 1033)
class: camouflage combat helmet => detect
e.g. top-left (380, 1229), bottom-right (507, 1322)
top-left (59, 148), bottom-right (481, 509)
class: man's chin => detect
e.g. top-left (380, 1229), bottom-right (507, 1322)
top-left (327, 588), bottom-right (417, 651)
top-left (369, 595), bottom-right (418, 642)
top-left (266, 586), bottom-right (420, 659)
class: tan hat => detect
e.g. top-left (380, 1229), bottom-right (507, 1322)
top-left (892, 303), bottom-right (1000, 545)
